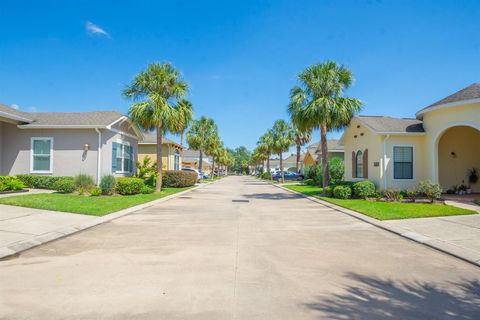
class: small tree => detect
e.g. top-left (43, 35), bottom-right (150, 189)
top-left (271, 120), bottom-right (295, 183)
top-left (187, 117), bottom-right (218, 174)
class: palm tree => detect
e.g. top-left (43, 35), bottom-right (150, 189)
top-left (258, 130), bottom-right (275, 173)
top-left (124, 62), bottom-right (189, 191)
top-left (293, 126), bottom-right (312, 173)
top-left (176, 99), bottom-right (193, 147)
top-left (206, 134), bottom-right (223, 178)
top-left (271, 120), bottom-right (295, 183)
top-left (186, 116), bottom-right (217, 174)
top-left (289, 61), bottom-right (362, 188)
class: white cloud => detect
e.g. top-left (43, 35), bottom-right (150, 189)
top-left (10, 104), bottom-right (20, 110)
top-left (85, 21), bottom-right (110, 38)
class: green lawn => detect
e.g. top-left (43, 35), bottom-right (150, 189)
top-left (0, 187), bottom-right (192, 216)
top-left (285, 184), bottom-right (477, 220)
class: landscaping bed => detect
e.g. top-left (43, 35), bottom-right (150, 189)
top-left (285, 184), bottom-right (476, 220)
top-left (0, 187), bottom-right (191, 216)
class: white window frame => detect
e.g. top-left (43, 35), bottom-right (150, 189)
top-left (114, 140), bottom-right (132, 174)
top-left (392, 144), bottom-right (415, 181)
top-left (30, 137), bottom-right (54, 174)
top-left (174, 149), bottom-right (180, 171)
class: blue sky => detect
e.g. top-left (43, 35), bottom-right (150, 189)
top-left (1, 0), bottom-right (479, 151)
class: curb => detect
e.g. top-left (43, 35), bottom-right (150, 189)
top-left (0, 182), bottom-right (214, 261)
top-left (273, 183), bottom-right (480, 268)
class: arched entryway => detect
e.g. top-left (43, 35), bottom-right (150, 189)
top-left (438, 125), bottom-right (480, 193)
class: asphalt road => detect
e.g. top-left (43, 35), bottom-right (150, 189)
top-left (1, 176), bottom-right (479, 319)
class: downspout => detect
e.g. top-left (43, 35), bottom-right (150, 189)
top-left (383, 134), bottom-right (390, 189)
top-left (95, 128), bottom-right (102, 186)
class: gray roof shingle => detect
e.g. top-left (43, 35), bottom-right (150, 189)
top-left (0, 103), bottom-right (33, 122)
top-left (357, 116), bottom-right (425, 133)
top-left (140, 131), bottom-right (181, 147)
top-left (308, 139), bottom-right (344, 151)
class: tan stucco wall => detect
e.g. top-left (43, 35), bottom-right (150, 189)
top-left (438, 126), bottom-right (480, 192)
top-left (138, 144), bottom-right (181, 171)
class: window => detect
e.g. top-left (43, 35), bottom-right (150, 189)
top-left (112, 142), bottom-right (133, 173)
top-left (356, 150), bottom-right (363, 178)
top-left (393, 146), bottom-right (413, 179)
top-left (31, 138), bottom-right (53, 173)
top-left (174, 149), bottom-right (180, 170)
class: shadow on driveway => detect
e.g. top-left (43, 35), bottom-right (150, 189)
top-left (303, 272), bottom-right (480, 320)
top-left (243, 193), bottom-right (304, 200)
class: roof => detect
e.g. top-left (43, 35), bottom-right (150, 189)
top-left (308, 139), bottom-right (345, 152)
top-left (416, 83), bottom-right (480, 119)
top-left (356, 116), bottom-right (425, 134)
top-left (182, 149), bottom-right (212, 160)
top-left (0, 104), bottom-right (33, 122)
top-left (139, 132), bottom-right (183, 148)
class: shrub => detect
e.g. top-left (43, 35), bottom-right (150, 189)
top-left (78, 188), bottom-right (86, 195)
top-left (417, 180), bottom-right (442, 203)
top-left (100, 175), bottom-right (116, 195)
top-left (53, 178), bottom-right (76, 193)
top-left (162, 170), bottom-right (197, 188)
top-left (74, 173), bottom-right (95, 191)
top-left (136, 155), bottom-right (158, 186)
top-left (303, 178), bottom-right (316, 186)
top-left (0, 176), bottom-right (26, 191)
top-left (382, 189), bottom-right (403, 202)
top-left (329, 157), bottom-right (345, 184)
top-left (315, 164), bottom-right (324, 186)
top-left (140, 185), bottom-right (155, 194)
top-left (323, 185), bottom-right (334, 197)
top-left (260, 171), bottom-right (272, 180)
top-left (352, 180), bottom-right (376, 199)
top-left (404, 188), bottom-right (417, 202)
top-left (304, 166), bottom-right (317, 181)
top-left (333, 185), bottom-right (352, 199)
top-left (90, 187), bottom-right (102, 196)
top-left (16, 174), bottom-right (73, 189)
top-left (116, 177), bottom-right (144, 195)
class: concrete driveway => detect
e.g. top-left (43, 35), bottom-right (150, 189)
top-left (0, 176), bottom-right (479, 319)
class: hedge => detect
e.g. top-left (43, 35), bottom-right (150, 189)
top-left (333, 185), bottom-right (352, 199)
top-left (116, 177), bottom-right (145, 195)
top-left (16, 174), bottom-right (73, 189)
top-left (0, 176), bottom-right (25, 191)
top-left (161, 170), bottom-right (197, 188)
top-left (53, 178), bottom-right (76, 193)
top-left (352, 180), bottom-right (376, 199)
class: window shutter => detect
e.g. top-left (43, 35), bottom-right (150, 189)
top-left (112, 142), bottom-right (118, 173)
top-left (352, 151), bottom-right (356, 178)
top-left (129, 145), bottom-right (134, 173)
top-left (363, 149), bottom-right (368, 179)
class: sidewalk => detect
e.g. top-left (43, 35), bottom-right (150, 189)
top-left (276, 183), bottom-right (480, 267)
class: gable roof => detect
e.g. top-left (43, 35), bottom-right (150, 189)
top-left (307, 139), bottom-right (344, 152)
top-left (139, 132), bottom-right (183, 148)
top-left (0, 104), bottom-right (33, 122)
top-left (23, 111), bottom-right (124, 127)
top-left (356, 116), bottom-right (425, 134)
top-left (416, 83), bottom-right (480, 119)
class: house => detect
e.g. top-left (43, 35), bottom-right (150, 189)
top-left (182, 149), bottom-right (212, 173)
top-left (268, 154), bottom-right (300, 172)
top-left (138, 132), bottom-right (183, 170)
top-left (341, 83), bottom-right (480, 192)
top-left (0, 104), bottom-right (141, 183)
top-left (303, 139), bottom-right (345, 167)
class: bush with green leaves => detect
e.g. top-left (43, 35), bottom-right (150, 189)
top-left (53, 178), bottom-right (76, 193)
top-left (333, 185), bottom-right (352, 199)
top-left (90, 187), bottom-right (102, 196)
top-left (303, 165), bottom-right (317, 181)
top-left (74, 173), bottom-right (95, 191)
top-left (302, 178), bottom-right (316, 186)
top-left (140, 185), bottom-right (155, 194)
top-left (323, 185), bottom-right (334, 197)
top-left (162, 170), bottom-right (198, 188)
top-left (16, 174), bottom-right (73, 189)
top-left (328, 157), bottom-right (345, 184)
top-left (116, 177), bottom-right (145, 195)
top-left (404, 189), bottom-right (417, 202)
top-left (260, 171), bottom-right (272, 180)
top-left (416, 180), bottom-right (442, 202)
top-left (352, 180), bottom-right (376, 199)
top-left (0, 176), bottom-right (26, 191)
top-left (382, 189), bottom-right (403, 202)
top-left (100, 175), bottom-right (116, 195)
top-left (135, 155), bottom-right (158, 186)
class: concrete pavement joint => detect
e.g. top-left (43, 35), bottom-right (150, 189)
top-left (273, 182), bottom-right (480, 268)
top-left (0, 181), bottom-right (217, 261)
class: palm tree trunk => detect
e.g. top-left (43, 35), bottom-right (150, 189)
top-left (296, 143), bottom-right (301, 173)
top-left (198, 149), bottom-right (203, 175)
top-left (320, 123), bottom-right (329, 188)
top-left (266, 157), bottom-right (270, 173)
top-left (212, 158), bottom-right (215, 179)
top-left (180, 131), bottom-right (184, 147)
top-left (156, 128), bottom-right (163, 192)
top-left (280, 153), bottom-right (284, 183)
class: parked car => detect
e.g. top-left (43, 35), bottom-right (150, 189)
top-left (272, 171), bottom-right (304, 181)
top-left (182, 168), bottom-right (202, 180)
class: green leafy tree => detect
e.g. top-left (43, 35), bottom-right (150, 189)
top-left (258, 130), bottom-right (275, 173)
top-left (271, 120), bottom-right (295, 183)
top-left (176, 99), bottom-right (194, 147)
top-left (289, 61), bottom-right (362, 187)
top-left (187, 117), bottom-right (218, 174)
top-left (293, 126), bottom-right (312, 172)
top-left (124, 62), bottom-right (189, 191)
top-left (206, 134), bottom-right (223, 178)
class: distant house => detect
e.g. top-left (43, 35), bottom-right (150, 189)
top-left (137, 132), bottom-right (183, 171)
top-left (268, 154), bottom-right (299, 172)
top-left (182, 149), bottom-right (212, 173)
top-left (341, 84), bottom-right (480, 192)
top-left (303, 139), bottom-right (345, 167)
top-left (0, 104), bottom-right (141, 183)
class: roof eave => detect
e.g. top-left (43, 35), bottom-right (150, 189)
top-left (0, 110), bottom-right (32, 123)
top-left (415, 98), bottom-right (480, 119)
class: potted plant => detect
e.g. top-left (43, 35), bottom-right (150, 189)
top-left (468, 168), bottom-right (478, 189)
top-left (458, 182), bottom-right (467, 195)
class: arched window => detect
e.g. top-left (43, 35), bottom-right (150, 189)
top-left (356, 150), bottom-right (363, 178)
top-left (174, 149), bottom-right (180, 171)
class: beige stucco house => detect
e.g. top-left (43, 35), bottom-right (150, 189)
top-left (341, 84), bottom-right (480, 192)
top-left (182, 149), bottom-right (212, 173)
top-left (138, 132), bottom-right (183, 171)
top-left (303, 139), bottom-right (344, 168)
top-left (0, 104), bottom-right (142, 184)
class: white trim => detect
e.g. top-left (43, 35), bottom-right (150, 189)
top-left (106, 116), bottom-right (143, 140)
top-left (375, 132), bottom-right (425, 136)
top-left (391, 144), bottom-right (415, 181)
top-left (19, 124), bottom-right (105, 129)
top-left (0, 110), bottom-right (32, 123)
top-left (416, 98), bottom-right (480, 119)
top-left (113, 140), bottom-right (133, 174)
top-left (431, 121), bottom-right (480, 184)
top-left (106, 116), bottom-right (127, 128)
top-left (95, 129), bottom-right (102, 185)
top-left (382, 135), bottom-right (390, 189)
top-left (108, 127), bottom-right (138, 140)
top-left (30, 137), bottom-right (54, 174)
